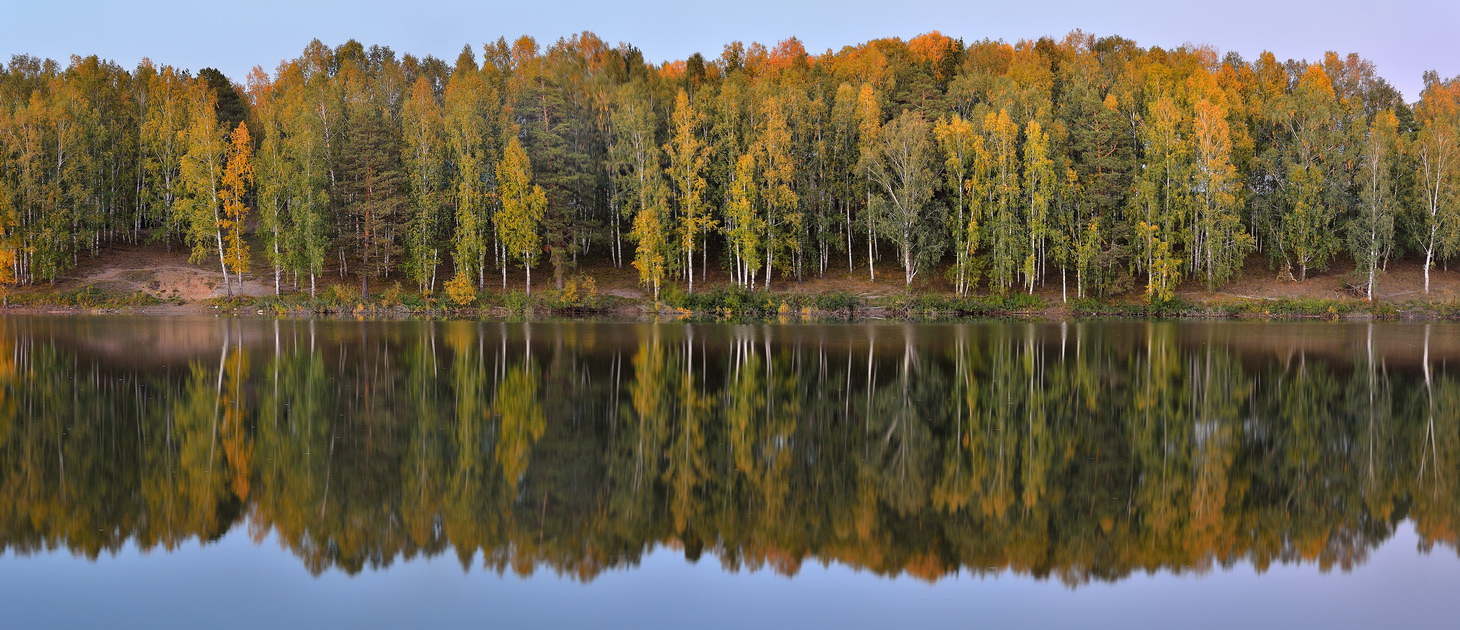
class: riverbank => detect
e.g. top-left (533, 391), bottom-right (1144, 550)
top-left (8, 284), bottom-right (1460, 322)
top-left (7, 241), bottom-right (1460, 321)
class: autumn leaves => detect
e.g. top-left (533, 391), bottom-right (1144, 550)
top-left (3, 34), bottom-right (1460, 304)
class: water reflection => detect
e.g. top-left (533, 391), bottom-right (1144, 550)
top-left (1, 317), bottom-right (1458, 585)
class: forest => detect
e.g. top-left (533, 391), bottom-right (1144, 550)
top-left (1, 31), bottom-right (1457, 303)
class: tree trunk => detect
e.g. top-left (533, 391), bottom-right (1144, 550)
top-left (215, 230), bottom-right (231, 298)
top-left (765, 247), bottom-right (772, 292)
top-left (1425, 247), bottom-right (1434, 295)
top-left (865, 192), bottom-right (875, 281)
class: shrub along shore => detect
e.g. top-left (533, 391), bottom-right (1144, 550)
top-left (7, 280), bottom-right (1460, 321)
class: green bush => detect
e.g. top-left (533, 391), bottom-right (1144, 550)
top-left (881, 292), bottom-right (1043, 316)
top-left (66, 285), bottom-right (105, 307)
top-left (1227, 298), bottom-right (1359, 318)
top-left (663, 285), bottom-right (780, 316)
top-left (400, 292), bottom-right (430, 311)
top-left (961, 293), bottom-right (1043, 314)
top-left (812, 290), bottom-right (859, 313)
top-left (503, 290), bottom-right (532, 316)
top-left (250, 294), bottom-right (299, 315)
top-left (16, 284), bottom-right (164, 309)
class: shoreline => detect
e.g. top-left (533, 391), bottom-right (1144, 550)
top-left (4, 292), bottom-right (1457, 322)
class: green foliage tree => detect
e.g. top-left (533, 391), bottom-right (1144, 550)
top-left (178, 81), bottom-right (230, 294)
top-left (247, 68), bottom-right (288, 295)
top-left (1129, 94), bottom-right (1189, 299)
top-left (1349, 110), bottom-right (1400, 300)
top-left (867, 110), bottom-right (941, 286)
top-left (1277, 65), bottom-right (1347, 281)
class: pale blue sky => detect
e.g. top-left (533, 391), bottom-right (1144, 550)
top-left (2, 0), bottom-right (1456, 100)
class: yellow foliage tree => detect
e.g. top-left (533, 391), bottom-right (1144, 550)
top-left (0, 179), bottom-right (15, 306)
top-left (495, 136), bottom-right (546, 295)
top-left (444, 271), bottom-right (477, 306)
top-left (220, 122), bottom-right (254, 296)
top-left (666, 89), bottom-right (713, 292)
top-left (631, 180), bottom-right (672, 302)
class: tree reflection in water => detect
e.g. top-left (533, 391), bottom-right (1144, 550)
top-left (1, 316), bottom-right (1458, 585)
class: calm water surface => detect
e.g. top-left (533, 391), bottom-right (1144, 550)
top-left (2, 316), bottom-right (1460, 627)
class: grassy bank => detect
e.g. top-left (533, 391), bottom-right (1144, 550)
top-left (11, 276), bottom-right (1460, 321)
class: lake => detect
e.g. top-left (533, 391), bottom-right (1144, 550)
top-left (2, 316), bottom-right (1460, 628)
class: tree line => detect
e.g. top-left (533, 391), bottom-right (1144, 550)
top-left (2, 31), bottom-right (1459, 301)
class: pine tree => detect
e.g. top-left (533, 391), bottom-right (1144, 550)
top-left (337, 105), bottom-right (405, 300)
top-left (1058, 57), bottom-right (1134, 297)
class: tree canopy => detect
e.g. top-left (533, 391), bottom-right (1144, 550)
top-left (0, 33), bottom-right (1454, 301)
